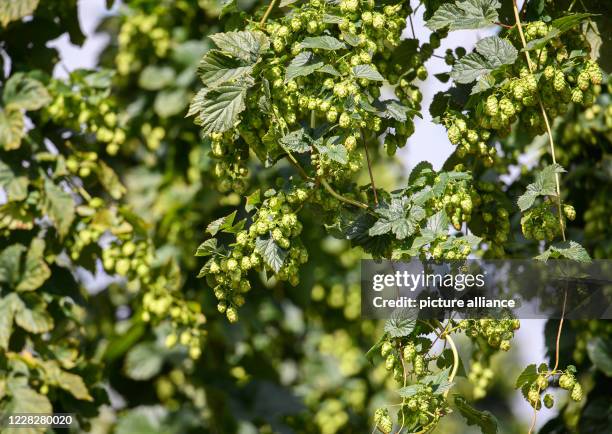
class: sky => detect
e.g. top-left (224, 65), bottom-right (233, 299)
top-left (48, 0), bottom-right (553, 428)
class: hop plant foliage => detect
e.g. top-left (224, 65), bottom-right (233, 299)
top-left (0, 0), bottom-right (610, 433)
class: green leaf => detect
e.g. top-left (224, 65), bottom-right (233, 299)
top-left (517, 164), bottom-right (565, 211)
top-left (0, 159), bottom-right (28, 201)
top-left (408, 161), bottom-right (435, 184)
top-left (206, 211), bottom-right (237, 236)
top-left (454, 395), bottom-right (498, 434)
top-left (6, 387), bottom-right (52, 434)
top-left (138, 66), bottom-right (176, 91)
top-left (515, 363), bottom-right (538, 389)
top-left (584, 20), bottom-right (602, 60)
top-left (285, 51), bottom-right (324, 83)
top-left (154, 88), bottom-right (189, 118)
top-left (197, 50), bottom-right (254, 87)
top-left (370, 198), bottom-right (426, 240)
top-left (43, 178), bottom-right (75, 238)
top-left (209, 30), bottom-right (269, 62)
top-left (318, 64), bottom-right (341, 76)
top-left (245, 190), bottom-right (261, 213)
top-left (552, 13), bottom-right (596, 32)
top-left (423, 367), bottom-right (454, 394)
top-left (437, 348), bottom-right (467, 377)
top-left (280, 129), bottom-right (311, 153)
top-left (124, 343), bottom-right (164, 381)
top-left (16, 238), bottom-right (50, 292)
top-left (0, 107), bottom-right (25, 150)
top-left (0, 244), bottom-right (26, 285)
top-left (195, 239), bottom-right (218, 257)
top-left (0, 293), bottom-right (23, 349)
top-left (218, 0), bottom-right (237, 17)
top-left (0, 0), bottom-right (39, 27)
top-left (255, 237), bottom-right (287, 274)
top-left (398, 384), bottom-right (423, 398)
top-left (384, 308), bottom-right (418, 338)
top-left (83, 69), bottom-right (115, 88)
top-left (535, 241), bottom-right (592, 263)
top-left (381, 100), bottom-right (413, 122)
top-left (3, 73), bottom-right (50, 111)
top-left (427, 0), bottom-right (500, 31)
top-left (316, 141), bottom-right (348, 164)
top-left (427, 210), bottom-right (450, 235)
top-left (187, 88), bottom-right (207, 118)
top-left (524, 14), bottom-right (595, 51)
top-left (352, 64), bottom-right (384, 81)
top-left (115, 406), bottom-right (166, 434)
top-left (451, 52), bottom-right (494, 84)
top-left (198, 83), bottom-right (248, 134)
top-left (368, 219), bottom-right (393, 237)
top-left (57, 370), bottom-right (93, 401)
top-left (471, 74), bottom-right (497, 94)
top-left (15, 302), bottom-right (54, 334)
top-left (97, 160), bottom-right (126, 200)
top-left (299, 36), bottom-right (346, 50)
top-left (451, 37), bottom-right (517, 85)
top-left (587, 337), bottom-right (612, 376)
top-left (322, 13), bottom-right (344, 24)
top-left (365, 339), bottom-right (385, 364)
top-left (475, 36), bottom-right (518, 68)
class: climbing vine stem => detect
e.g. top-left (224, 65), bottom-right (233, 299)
top-left (512, 0), bottom-right (566, 242)
top-left (259, 0), bottom-right (277, 25)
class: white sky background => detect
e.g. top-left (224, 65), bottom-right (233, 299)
top-left (50, 0), bottom-right (553, 429)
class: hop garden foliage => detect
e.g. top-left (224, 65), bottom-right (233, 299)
top-left (0, 0), bottom-right (611, 433)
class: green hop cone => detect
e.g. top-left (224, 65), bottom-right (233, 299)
top-left (559, 373), bottom-right (575, 390)
top-left (571, 88), bottom-right (584, 104)
top-left (543, 66), bottom-right (555, 81)
top-left (563, 204), bottom-right (576, 221)
top-left (570, 383), bottom-right (583, 401)
top-left (414, 354), bottom-right (424, 376)
top-left (226, 306), bottom-right (238, 323)
top-left (485, 95), bottom-right (499, 115)
top-left (543, 394), bottom-right (554, 409)
top-left (553, 71), bottom-right (566, 92)
top-left (536, 375), bottom-right (548, 390)
top-left (374, 408), bottom-right (393, 434)
top-left (447, 125), bottom-right (461, 144)
top-left (385, 354), bottom-right (396, 371)
top-left (527, 387), bottom-right (540, 406)
top-left (381, 341), bottom-right (393, 358)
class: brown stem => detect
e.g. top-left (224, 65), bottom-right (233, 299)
top-left (284, 154), bottom-right (311, 180)
top-left (511, 0), bottom-right (566, 241)
top-left (259, 0), bottom-right (277, 26)
top-left (321, 179), bottom-right (370, 210)
top-left (362, 130), bottom-right (379, 205)
top-left (553, 289), bottom-right (568, 372)
top-left (526, 385), bottom-right (542, 434)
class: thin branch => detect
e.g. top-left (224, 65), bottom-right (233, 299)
top-left (494, 21), bottom-right (514, 29)
top-left (513, 6), bottom-right (571, 434)
top-left (259, 0), bottom-right (277, 26)
top-left (409, 15), bottom-right (416, 39)
top-left (553, 289), bottom-right (568, 372)
top-left (511, 0), bottom-right (566, 242)
top-left (527, 385), bottom-right (542, 434)
top-left (321, 179), bottom-right (370, 210)
top-left (284, 153), bottom-right (311, 180)
top-left (362, 130), bottom-right (379, 205)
